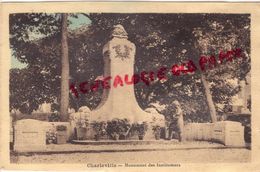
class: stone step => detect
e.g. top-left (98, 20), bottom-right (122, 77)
top-left (71, 139), bottom-right (180, 145)
top-left (11, 141), bottom-right (249, 155)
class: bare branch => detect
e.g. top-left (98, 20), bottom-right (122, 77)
top-left (81, 13), bottom-right (92, 20)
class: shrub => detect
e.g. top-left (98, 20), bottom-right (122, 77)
top-left (76, 118), bottom-right (89, 128)
top-left (56, 125), bottom-right (67, 131)
top-left (132, 122), bottom-right (148, 140)
top-left (152, 125), bottom-right (161, 140)
top-left (152, 125), bottom-right (161, 133)
top-left (48, 113), bottom-right (60, 122)
top-left (91, 121), bottom-right (107, 140)
top-left (106, 118), bottom-right (131, 140)
top-left (46, 129), bottom-right (57, 144)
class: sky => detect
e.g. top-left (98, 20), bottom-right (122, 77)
top-left (11, 14), bottom-right (91, 69)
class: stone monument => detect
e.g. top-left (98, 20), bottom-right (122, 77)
top-left (70, 24), bottom-right (165, 140)
top-left (90, 25), bottom-right (164, 125)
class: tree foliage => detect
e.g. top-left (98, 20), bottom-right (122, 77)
top-left (9, 13), bottom-right (250, 122)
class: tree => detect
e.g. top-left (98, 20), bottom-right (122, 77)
top-left (192, 15), bottom-right (250, 121)
top-left (10, 13), bottom-right (250, 124)
top-left (9, 13), bottom-right (62, 114)
top-left (10, 68), bottom-right (44, 114)
top-left (87, 13), bottom-right (250, 122)
top-left (9, 13), bottom-right (82, 121)
top-left (60, 13), bottom-right (69, 121)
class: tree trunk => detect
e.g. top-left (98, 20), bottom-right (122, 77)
top-left (60, 13), bottom-right (69, 122)
top-left (201, 74), bottom-right (217, 123)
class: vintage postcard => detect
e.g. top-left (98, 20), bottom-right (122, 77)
top-left (0, 2), bottom-right (260, 171)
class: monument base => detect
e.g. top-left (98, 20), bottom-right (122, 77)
top-left (71, 139), bottom-right (179, 145)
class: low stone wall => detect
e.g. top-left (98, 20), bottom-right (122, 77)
top-left (212, 121), bottom-right (245, 146)
top-left (11, 113), bottom-right (52, 122)
top-left (13, 119), bottom-right (246, 152)
top-left (14, 119), bottom-right (47, 152)
top-left (184, 123), bottom-right (213, 141)
top-left (183, 121), bottom-right (245, 146)
top-left (14, 119), bottom-right (71, 152)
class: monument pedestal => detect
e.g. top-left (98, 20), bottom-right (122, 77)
top-left (71, 24), bottom-right (165, 141)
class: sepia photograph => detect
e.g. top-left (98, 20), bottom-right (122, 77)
top-left (8, 12), bottom-right (252, 164)
top-left (1, 3), bottom-right (260, 171)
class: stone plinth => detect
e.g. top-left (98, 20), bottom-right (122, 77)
top-left (69, 106), bottom-right (93, 140)
top-left (46, 122), bottom-right (71, 141)
top-left (90, 25), bottom-right (164, 127)
top-left (183, 121), bottom-right (245, 146)
top-left (14, 119), bottom-right (47, 152)
top-left (69, 25), bottom-right (165, 141)
top-left (212, 121), bottom-right (245, 146)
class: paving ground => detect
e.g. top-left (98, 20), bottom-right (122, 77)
top-left (10, 141), bottom-right (251, 163)
top-left (15, 140), bottom-right (228, 153)
top-left (11, 149), bottom-right (250, 164)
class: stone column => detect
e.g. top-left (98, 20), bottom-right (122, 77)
top-left (91, 25), bottom-right (164, 126)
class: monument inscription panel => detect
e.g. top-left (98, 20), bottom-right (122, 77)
top-left (14, 119), bottom-right (47, 152)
